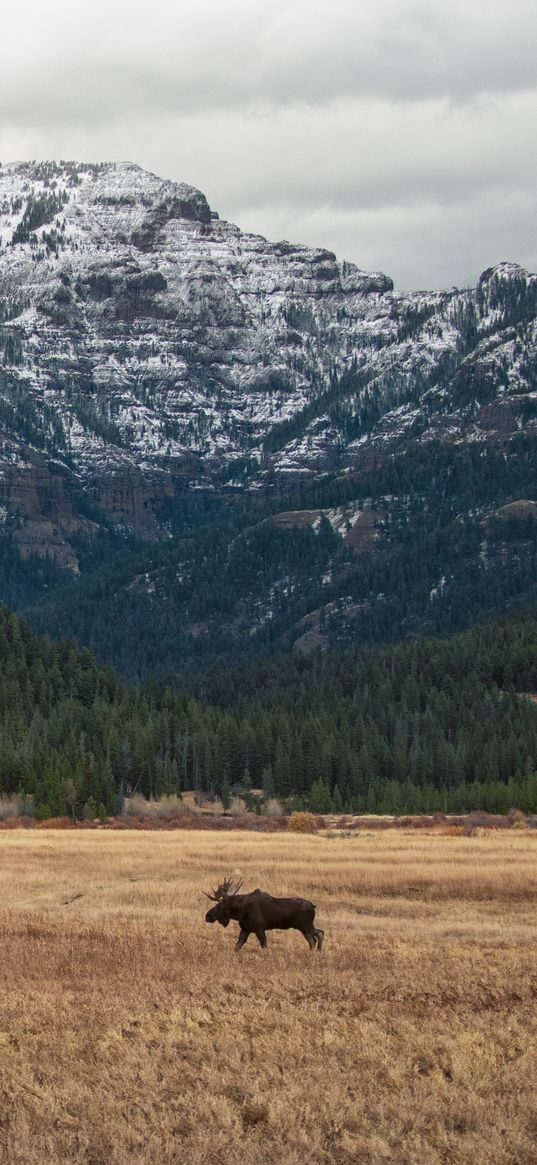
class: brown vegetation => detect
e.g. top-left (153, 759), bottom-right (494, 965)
top-left (2, 805), bottom-right (535, 834)
top-left (0, 829), bottom-right (536, 1163)
top-left (287, 811), bottom-right (319, 833)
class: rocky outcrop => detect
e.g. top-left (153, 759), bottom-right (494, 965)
top-left (85, 462), bottom-right (175, 540)
top-left (0, 442), bottom-right (97, 570)
top-left (267, 501), bottom-right (385, 550)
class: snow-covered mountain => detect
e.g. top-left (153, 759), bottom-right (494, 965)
top-left (0, 159), bottom-right (536, 572)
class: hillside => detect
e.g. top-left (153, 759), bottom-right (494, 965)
top-left (3, 604), bottom-right (537, 817)
top-left (20, 437), bottom-right (537, 678)
top-left (0, 161), bottom-right (535, 671)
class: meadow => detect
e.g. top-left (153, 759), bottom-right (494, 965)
top-left (0, 828), bottom-right (536, 1164)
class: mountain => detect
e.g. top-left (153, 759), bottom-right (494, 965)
top-left (0, 159), bottom-right (393, 560)
top-left (0, 160), bottom-right (536, 675)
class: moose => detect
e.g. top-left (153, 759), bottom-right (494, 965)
top-left (204, 877), bottom-right (324, 951)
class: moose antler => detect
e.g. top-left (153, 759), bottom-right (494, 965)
top-left (203, 876), bottom-right (243, 901)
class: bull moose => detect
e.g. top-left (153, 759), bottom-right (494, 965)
top-left (204, 877), bottom-right (324, 950)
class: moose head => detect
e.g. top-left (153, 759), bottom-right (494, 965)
top-left (204, 877), bottom-right (244, 927)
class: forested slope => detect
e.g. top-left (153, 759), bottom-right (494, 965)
top-left (11, 435), bottom-right (537, 680)
top-left (3, 605), bottom-right (537, 817)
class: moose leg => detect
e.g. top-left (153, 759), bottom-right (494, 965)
top-left (236, 928), bottom-right (250, 951)
top-left (301, 928), bottom-right (317, 950)
top-left (255, 927), bottom-right (267, 948)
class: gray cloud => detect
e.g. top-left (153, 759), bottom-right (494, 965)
top-left (1, 0), bottom-right (536, 116)
top-left (0, 0), bottom-right (535, 288)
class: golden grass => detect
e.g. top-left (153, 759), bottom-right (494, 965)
top-left (0, 829), bottom-right (536, 1164)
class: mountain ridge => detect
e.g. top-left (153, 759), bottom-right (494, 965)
top-left (0, 161), bottom-right (536, 674)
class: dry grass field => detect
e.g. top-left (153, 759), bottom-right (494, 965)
top-left (0, 829), bottom-right (536, 1164)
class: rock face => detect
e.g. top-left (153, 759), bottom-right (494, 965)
top-left (0, 160), bottom-right (536, 566)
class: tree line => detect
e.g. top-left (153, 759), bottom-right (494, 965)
top-left (3, 604), bottom-right (537, 818)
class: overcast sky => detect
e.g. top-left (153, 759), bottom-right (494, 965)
top-left (1, 0), bottom-right (535, 289)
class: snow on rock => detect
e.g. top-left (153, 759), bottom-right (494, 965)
top-left (0, 160), bottom-right (535, 547)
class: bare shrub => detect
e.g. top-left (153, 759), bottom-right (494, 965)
top-left (0, 815), bottom-right (35, 829)
top-left (468, 811), bottom-right (498, 829)
top-left (0, 793), bottom-right (33, 820)
top-left (149, 795), bottom-right (187, 819)
top-left (122, 795), bottom-right (187, 819)
top-left (36, 817), bottom-right (73, 829)
top-left (508, 806), bottom-right (525, 820)
top-left (124, 794), bottom-right (149, 817)
top-left (508, 807), bottom-right (527, 827)
top-left (265, 797), bottom-right (283, 817)
top-left (287, 811), bottom-right (318, 834)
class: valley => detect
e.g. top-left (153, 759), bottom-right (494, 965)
top-left (0, 828), bottom-right (535, 1164)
